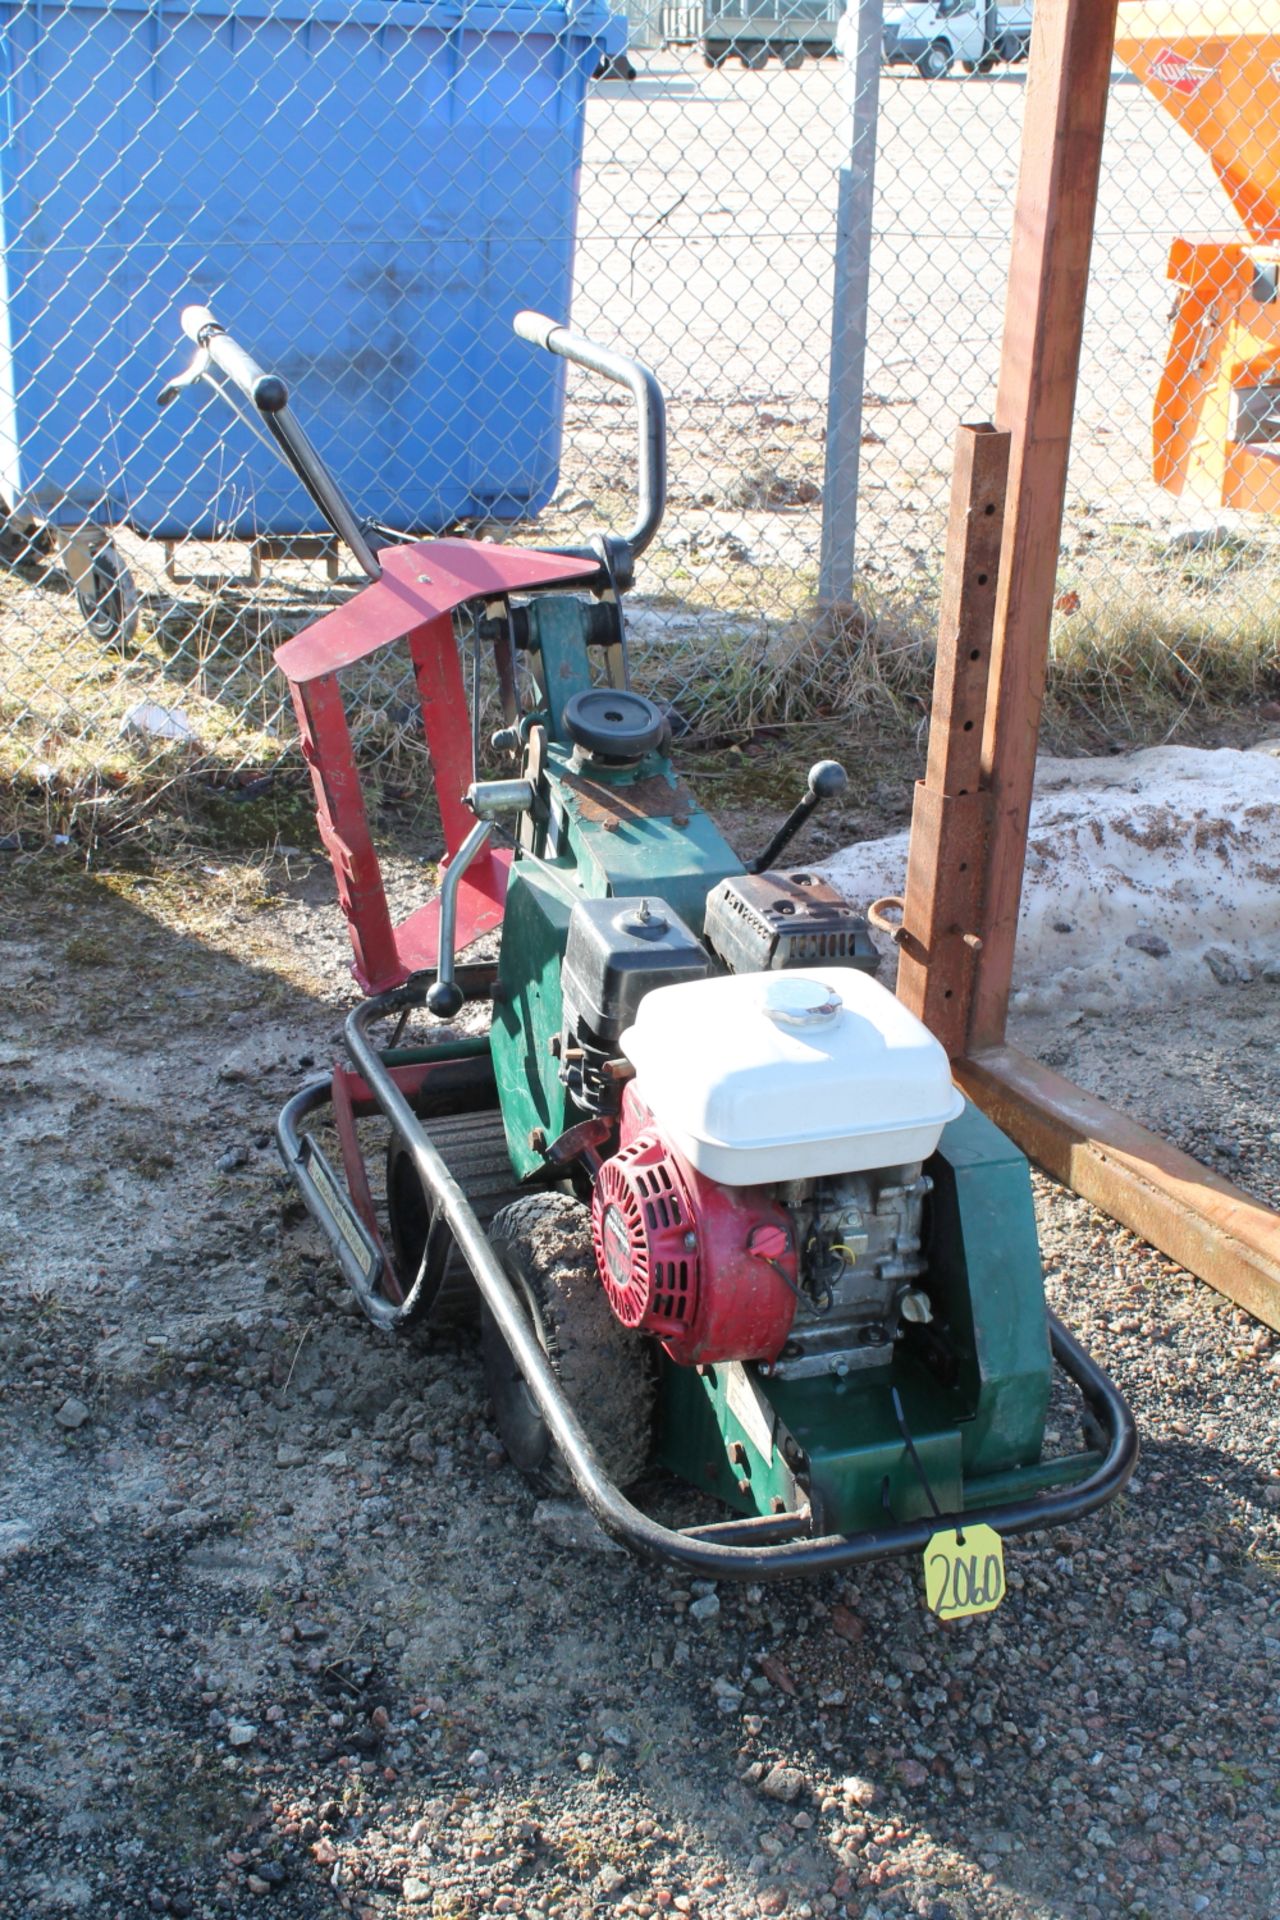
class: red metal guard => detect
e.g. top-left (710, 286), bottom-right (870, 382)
top-left (276, 538), bottom-right (596, 993)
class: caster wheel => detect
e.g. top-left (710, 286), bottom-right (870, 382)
top-left (75, 542), bottom-right (139, 647)
top-left (482, 1191), bottom-right (656, 1492)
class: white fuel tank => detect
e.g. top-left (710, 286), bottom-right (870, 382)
top-left (619, 967), bottom-right (964, 1184)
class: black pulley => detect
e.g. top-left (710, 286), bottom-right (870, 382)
top-left (562, 687), bottom-right (667, 760)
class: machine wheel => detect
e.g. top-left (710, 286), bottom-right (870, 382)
top-left (482, 1192), bottom-right (656, 1493)
top-left (75, 542), bottom-right (139, 647)
top-left (917, 38), bottom-right (954, 79)
top-left (704, 40), bottom-right (730, 65)
top-left (781, 44), bottom-right (808, 68)
top-left (384, 1109), bottom-right (525, 1331)
top-left (741, 42), bottom-right (769, 68)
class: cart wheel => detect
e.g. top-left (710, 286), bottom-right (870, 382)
top-left (782, 45), bottom-right (808, 68)
top-left (704, 40), bottom-right (730, 66)
top-left (76, 543), bottom-right (139, 647)
top-left (481, 1191), bottom-right (656, 1493)
top-left (741, 42), bottom-right (768, 68)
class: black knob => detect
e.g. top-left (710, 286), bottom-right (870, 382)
top-left (807, 759), bottom-right (848, 801)
top-left (253, 374), bottom-right (289, 414)
top-left (426, 979), bottom-right (464, 1020)
top-left (562, 687), bottom-right (667, 760)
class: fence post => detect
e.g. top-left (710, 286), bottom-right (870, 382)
top-left (818, 0), bottom-right (884, 608)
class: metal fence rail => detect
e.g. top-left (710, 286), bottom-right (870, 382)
top-left (0, 1), bottom-right (1276, 833)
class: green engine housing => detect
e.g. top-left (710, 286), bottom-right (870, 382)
top-left (658, 1103), bottom-right (1057, 1533)
top-left (487, 591), bottom-right (1059, 1527)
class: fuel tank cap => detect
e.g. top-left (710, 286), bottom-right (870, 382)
top-left (761, 976), bottom-right (843, 1029)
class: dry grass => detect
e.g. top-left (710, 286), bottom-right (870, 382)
top-left (2, 518), bottom-right (1277, 860)
top-left (1041, 527), bottom-right (1280, 736)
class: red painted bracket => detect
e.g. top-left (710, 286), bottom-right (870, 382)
top-left (276, 538), bottom-right (596, 994)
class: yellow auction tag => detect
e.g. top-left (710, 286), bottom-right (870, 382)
top-left (923, 1524), bottom-right (1006, 1620)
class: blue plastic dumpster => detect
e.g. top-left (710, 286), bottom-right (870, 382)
top-left (0, 0), bottom-right (621, 546)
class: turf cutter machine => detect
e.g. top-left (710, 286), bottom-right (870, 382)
top-left (167, 305), bottom-right (1136, 1598)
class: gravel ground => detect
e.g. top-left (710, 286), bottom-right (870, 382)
top-left (2, 784), bottom-right (1279, 1920)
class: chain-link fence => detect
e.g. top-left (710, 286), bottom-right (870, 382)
top-left (1, 0), bottom-right (1276, 836)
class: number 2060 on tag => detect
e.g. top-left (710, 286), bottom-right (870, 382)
top-left (924, 1524), bottom-right (1006, 1620)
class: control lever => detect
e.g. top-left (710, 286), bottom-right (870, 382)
top-left (750, 760), bottom-right (848, 875)
top-left (156, 343), bottom-right (212, 409)
top-left (425, 781), bottom-right (535, 1019)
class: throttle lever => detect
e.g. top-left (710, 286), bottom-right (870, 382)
top-left (750, 760), bottom-right (848, 875)
top-left (156, 344), bottom-right (211, 410)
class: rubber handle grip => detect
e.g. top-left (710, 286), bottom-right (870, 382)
top-left (180, 303), bottom-right (218, 343)
top-left (512, 310), bottom-right (561, 351)
top-left (179, 304), bottom-right (287, 411)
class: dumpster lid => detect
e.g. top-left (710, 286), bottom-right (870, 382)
top-left (1115, 2), bottom-right (1280, 241)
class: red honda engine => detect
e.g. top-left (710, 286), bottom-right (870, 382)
top-left (590, 1086), bottom-right (798, 1365)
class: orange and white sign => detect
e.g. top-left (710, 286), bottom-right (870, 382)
top-left (1148, 46), bottom-right (1216, 93)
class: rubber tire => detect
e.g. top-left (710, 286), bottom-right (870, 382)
top-left (481, 1192), bottom-right (656, 1494)
top-left (384, 1134), bottom-right (449, 1331)
top-left (384, 1113), bottom-right (525, 1332)
top-left (741, 43), bottom-right (768, 69)
top-left (917, 39), bottom-right (954, 79)
top-left (76, 543), bottom-right (139, 647)
top-left (997, 31), bottom-right (1021, 61)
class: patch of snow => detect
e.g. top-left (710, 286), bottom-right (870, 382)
top-left (822, 745), bottom-right (1280, 1012)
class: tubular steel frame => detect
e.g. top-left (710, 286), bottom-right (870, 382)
top-left (276, 988), bottom-right (1138, 1579)
top-left (895, 0), bottom-right (1280, 1335)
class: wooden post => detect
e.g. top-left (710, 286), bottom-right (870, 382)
top-left (888, 0), bottom-right (1280, 1334)
top-left (895, 424), bottom-right (1009, 1056)
top-left (967, 0), bottom-right (1122, 1051)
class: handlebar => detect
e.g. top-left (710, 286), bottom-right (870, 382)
top-left (159, 306), bottom-right (383, 582)
top-left (158, 303), bottom-right (666, 595)
top-left (179, 304), bottom-right (291, 415)
top-left (514, 310), bottom-right (666, 563)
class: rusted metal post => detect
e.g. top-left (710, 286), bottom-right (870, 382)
top-left (894, 424), bottom-right (1009, 1056)
top-left (967, 0), bottom-right (1122, 1051)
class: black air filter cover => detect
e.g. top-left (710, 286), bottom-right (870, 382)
top-left (704, 870), bottom-right (879, 976)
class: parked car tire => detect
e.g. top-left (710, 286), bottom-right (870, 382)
top-left (917, 38), bottom-right (954, 79)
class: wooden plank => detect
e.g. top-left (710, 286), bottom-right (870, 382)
top-left (968, 0), bottom-right (1122, 1051)
top-left (957, 1046), bottom-right (1280, 1334)
top-left (895, 425), bottom-right (1009, 1055)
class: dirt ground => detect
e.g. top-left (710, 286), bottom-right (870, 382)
top-left (3, 728), bottom-right (1279, 1920)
